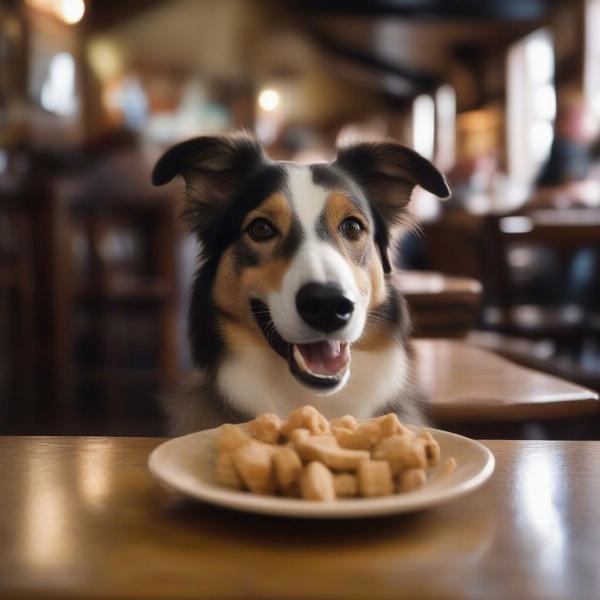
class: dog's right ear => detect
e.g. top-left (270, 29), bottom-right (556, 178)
top-left (152, 133), bottom-right (266, 237)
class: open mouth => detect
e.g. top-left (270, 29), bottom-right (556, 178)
top-left (250, 299), bottom-right (350, 389)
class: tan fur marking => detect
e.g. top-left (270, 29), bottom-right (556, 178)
top-left (212, 192), bottom-right (295, 333)
top-left (242, 193), bottom-right (292, 238)
top-left (324, 192), bottom-right (386, 307)
top-left (212, 248), bottom-right (293, 332)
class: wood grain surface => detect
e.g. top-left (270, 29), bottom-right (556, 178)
top-left (416, 339), bottom-right (600, 421)
top-left (0, 437), bottom-right (599, 600)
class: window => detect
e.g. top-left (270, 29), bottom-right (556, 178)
top-left (507, 29), bottom-right (556, 184)
top-left (585, 0), bottom-right (600, 118)
top-left (412, 94), bottom-right (435, 160)
top-left (40, 52), bottom-right (77, 116)
top-left (435, 84), bottom-right (456, 172)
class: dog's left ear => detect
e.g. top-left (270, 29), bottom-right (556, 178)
top-left (334, 141), bottom-right (450, 272)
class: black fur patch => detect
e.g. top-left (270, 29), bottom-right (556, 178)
top-left (277, 216), bottom-right (303, 259)
top-left (202, 164), bottom-right (288, 259)
top-left (188, 164), bottom-right (290, 368)
top-left (311, 163), bottom-right (388, 271)
top-left (369, 283), bottom-right (411, 342)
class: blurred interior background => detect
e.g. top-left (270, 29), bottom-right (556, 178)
top-left (2, 0), bottom-right (600, 436)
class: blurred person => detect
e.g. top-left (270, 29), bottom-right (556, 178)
top-left (532, 89), bottom-right (600, 208)
top-left (515, 91), bottom-right (600, 314)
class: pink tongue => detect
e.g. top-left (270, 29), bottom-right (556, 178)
top-left (297, 342), bottom-right (349, 377)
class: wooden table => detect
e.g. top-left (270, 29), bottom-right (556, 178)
top-left (1, 437), bottom-right (599, 600)
top-left (416, 340), bottom-right (600, 422)
top-left (394, 271), bottom-right (482, 338)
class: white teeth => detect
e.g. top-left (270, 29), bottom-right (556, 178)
top-left (293, 345), bottom-right (308, 371)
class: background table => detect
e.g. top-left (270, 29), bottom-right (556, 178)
top-left (1, 437), bottom-right (599, 600)
top-left (394, 271), bottom-right (482, 338)
top-left (416, 339), bottom-right (599, 422)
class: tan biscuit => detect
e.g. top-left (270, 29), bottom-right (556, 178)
top-left (273, 445), bottom-right (303, 491)
top-left (248, 413), bottom-right (283, 444)
top-left (440, 456), bottom-right (457, 477)
top-left (357, 460), bottom-right (393, 497)
top-left (374, 413), bottom-right (409, 438)
top-left (282, 405), bottom-right (330, 436)
top-left (372, 435), bottom-right (428, 474)
top-left (214, 451), bottom-right (242, 490)
top-left (300, 461), bottom-right (336, 501)
top-left (333, 473), bottom-right (358, 498)
top-left (330, 415), bottom-right (359, 431)
top-left (419, 430), bottom-right (441, 466)
top-left (231, 441), bottom-right (275, 495)
top-left (294, 436), bottom-right (369, 471)
top-left (398, 468), bottom-right (427, 492)
top-left (216, 424), bottom-right (252, 453)
top-left (289, 428), bottom-right (337, 448)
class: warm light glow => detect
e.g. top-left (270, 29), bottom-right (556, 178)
top-left (25, 0), bottom-right (85, 25)
top-left (61, 0), bottom-right (85, 24)
top-left (87, 40), bottom-right (123, 82)
top-left (20, 451), bottom-right (73, 569)
top-left (77, 441), bottom-right (113, 510)
top-left (258, 89), bottom-right (280, 112)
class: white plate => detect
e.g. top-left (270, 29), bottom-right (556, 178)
top-left (149, 426), bottom-right (495, 519)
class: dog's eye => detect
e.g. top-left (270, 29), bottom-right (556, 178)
top-left (247, 218), bottom-right (277, 242)
top-left (339, 217), bottom-right (364, 241)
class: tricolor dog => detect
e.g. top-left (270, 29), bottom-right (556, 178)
top-left (152, 133), bottom-right (449, 434)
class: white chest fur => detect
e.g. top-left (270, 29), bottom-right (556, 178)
top-left (215, 341), bottom-right (409, 420)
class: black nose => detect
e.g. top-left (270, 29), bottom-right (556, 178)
top-left (295, 282), bottom-right (355, 333)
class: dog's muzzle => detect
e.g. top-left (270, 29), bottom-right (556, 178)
top-left (250, 299), bottom-right (351, 390)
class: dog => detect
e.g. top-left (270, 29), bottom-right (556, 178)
top-left (152, 133), bottom-right (449, 434)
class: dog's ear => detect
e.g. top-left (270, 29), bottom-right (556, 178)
top-left (334, 141), bottom-right (450, 272)
top-left (152, 133), bottom-right (266, 238)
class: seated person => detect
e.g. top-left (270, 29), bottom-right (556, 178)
top-left (521, 91), bottom-right (600, 310)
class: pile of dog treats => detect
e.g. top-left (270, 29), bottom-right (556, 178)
top-left (214, 405), bottom-right (455, 501)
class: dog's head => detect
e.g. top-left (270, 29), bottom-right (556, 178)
top-left (153, 133), bottom-right (449, 395)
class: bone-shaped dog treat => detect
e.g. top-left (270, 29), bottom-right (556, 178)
top-left (247, 413), bottom-right (283, 444)
top-left (300, 461), bottom-right (336, 501)
top-left (273, 445), bottom-right (303, 491)
top-left (334, 473), bottom-right (358, 498)
top-left (372, 434), bottom-right (427, 474)
top-left (282, 405), bottom-right (330, 436)
top-left (357, 459), bottom-right (393, 497)
top-left (231, 441), bottom-right (276, 495)
top-left (293, 434), bottom-right (370, 471)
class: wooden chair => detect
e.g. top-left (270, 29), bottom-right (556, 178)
top-left (0, 190), bottom-right (36, 432)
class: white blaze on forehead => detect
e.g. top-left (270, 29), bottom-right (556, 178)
top-left (286, 165), bottom-right (328, 239)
